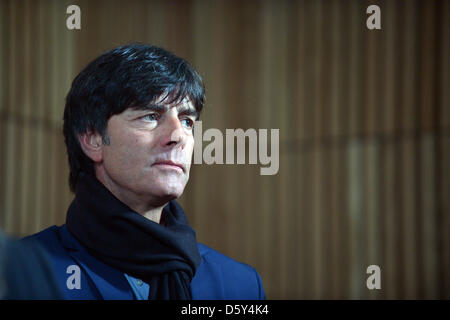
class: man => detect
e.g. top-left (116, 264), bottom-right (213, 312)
top-left (23, 43), bottom-right (265, 300)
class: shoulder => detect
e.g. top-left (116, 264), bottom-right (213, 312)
top-left (22, 225), bottom-right (59, 246)
top-left (192, 243), bottom-right (266, 300)
top-left (21, 225), bottom-right (105, 299)
top-left (21, 225), bottom-right (80, 279)
top-left (23, 225), bottom-right (59, 240)
top-left (1, 231), bottom-right (63, 299)
top-left (21, 225), bottom-right (76, 274)
top-left (197, 243), bottom-right (256, 275)
top-left (22, 225), bottom-right (63, 253)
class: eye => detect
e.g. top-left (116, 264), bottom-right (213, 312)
top-left (181, 118), bottom-right (195, 129)
top-left (142, 113), bottom-right (159, 122)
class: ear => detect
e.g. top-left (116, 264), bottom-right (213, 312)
top-left (78, 130), bottom-right (104, 163)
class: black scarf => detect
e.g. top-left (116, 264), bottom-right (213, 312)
top-left (65, 172), bottom-right (201, 300)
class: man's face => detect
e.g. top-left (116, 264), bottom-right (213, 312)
top-left (97, 97), bottom-right (198, 207)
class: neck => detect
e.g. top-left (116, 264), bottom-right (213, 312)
top-left (141, 206), bottom-right (164, 224)
top-left (95, 169), bottom-right (165, 224)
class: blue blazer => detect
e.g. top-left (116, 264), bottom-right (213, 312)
top-left (23, 225), bottom-right (266, 300)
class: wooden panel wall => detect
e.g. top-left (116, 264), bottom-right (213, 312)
top-left (0, 0), bottom-right (448, 299)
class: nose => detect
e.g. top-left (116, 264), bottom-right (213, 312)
top-left (159, 113), bottom-right (185, 148)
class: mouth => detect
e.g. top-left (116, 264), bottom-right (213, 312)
top-left (152, 160), bottom-right (184, 172)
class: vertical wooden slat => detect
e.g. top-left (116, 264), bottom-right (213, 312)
top-left (439, 0), bottom-right (450, 300)
top-left (347, 0), bottom-right (366, 300)
top-left (380, 0), bottom-right (400, 299)
top-left (382, 141), bottom-right (398, 299)
top-left (189, 0), bottom-right (212, 244)
top-left (258, 0), bottom-right (270, 297)
top-left (291, 0), bottom-right (308, 299)
top-left (63, 0), bottom-right (77, 222)
top-left (47, 0), bottom-right (60, 227)
top-left (312, 143), bottom-right (324, 299)
top-left (240, 0), bottom-right (263, 285)
top-left (224, 0), bottom-right (245, 268)
top-left (166, 0), bottom-right (192, 58)
top-left (365, 140), bottom-right (381, 300)
top-left (284, 0), bottom-right (303, 299)
top-left (0, 0), bottom-right (4, 115)
top-left (440, 135), bottom-right (450, 299)
top-left (421, 134), bottom-right (438, 299)
top-left (105, 0), bottom-right (131, 47)
top-left (33, 0), bottom-right (46, 232)
top-left (320, 0), bottom-right (334, 299)
top-left (295, 0), bottom-right (316, 298)
top-left (312, 0), bottom-right (323, 139)
top-left (363, 0), bottom-right (382, 300)
top-left (329, 0), bottom-right (346, 139)
top-left (440, 0), bottom-right (450, 130)
top-left (76, 0), bottom-right (100, 66)
top-left (285, 153), bottom-right (302, 299)
top-left (40, 128), bottom-right (53, 229)
top-left (54, 132), bottom-right (70, 227)
top-left (266, 0), bottom-right (289, 299)
top-left (395, 143), bottom-right (405, 298)
top-left (381, 0), bottom-right (397, 136)
top-left (348, 140), bottom-right (365, 299)
top-left (311, 0), bottom-right (324, 299)
top-left (0, 0), bottom-right (6, 229)
top-left (363, 1), bottom-right (379, 137)
top-left (348, 0), bottom-right (365, 137)
top-left (330, 143), bottom-right (340, 299)
top-left (368, 0), bottom-right (385, 299)
top-left (301, 1), bottom-right (315, 142)
top-left (319, 0), bottom-right (332, 140)
top-left (338, 145), bottom-right (351, 298)
top-left (3, 121), bottom-right (18, 233)
top-left (400, 1), bottom-right (418, 133)
top-left (290, 0), bottom-right (305, 142)
top-left (322, 147), bottom-right (333, 299)
top-left (146, 0), bottom-right (168, 49)
top-left (36, 0), bottom-right (54, 229)
top-left (401, 0), bottom-right (419, 299)
top-left (19, 0), bottom-right (32, 235)
top-left (419, 0), bottom-right (437, 132)
top-left (336, 0), bottom-right (352, 299)
top-left (19, 123), bottom-right (33, 235)
top-left (301, 146), bottom-right (314, 299)
top-left (8, 1), bottom-right (24, 235)
top-left (401, 138), bottom-right (418, 298)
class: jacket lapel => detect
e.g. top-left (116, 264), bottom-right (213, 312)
top-left (59, 225), bottom-right (134, 300)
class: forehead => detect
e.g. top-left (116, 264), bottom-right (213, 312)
top-left (125, 96), bottom-right (195, 115)
top-left (153, 93), bottom-right (193, 107)
top-left (153, 96), bottom-right (195, 111)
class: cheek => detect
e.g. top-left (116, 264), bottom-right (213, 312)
top-left (104, 133), bottom-right (151, 172)
top-left (173, 139), bottom-right (193, 174)
top-left (184, 137), bottom-right (195, 163)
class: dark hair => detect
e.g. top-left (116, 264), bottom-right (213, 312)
top-left (63, 43), bottom-right (205, 192)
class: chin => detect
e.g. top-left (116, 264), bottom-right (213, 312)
top-left (153, 184), bottom-right (185, 201)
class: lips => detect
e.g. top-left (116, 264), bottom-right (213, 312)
top-left (152, 160), bottom-right (184, 172)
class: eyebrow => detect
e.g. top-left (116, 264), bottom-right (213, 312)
top-left (177, 104), bottom-right (200, 119)
top-left (134, 103), bottom-right (199, 120)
